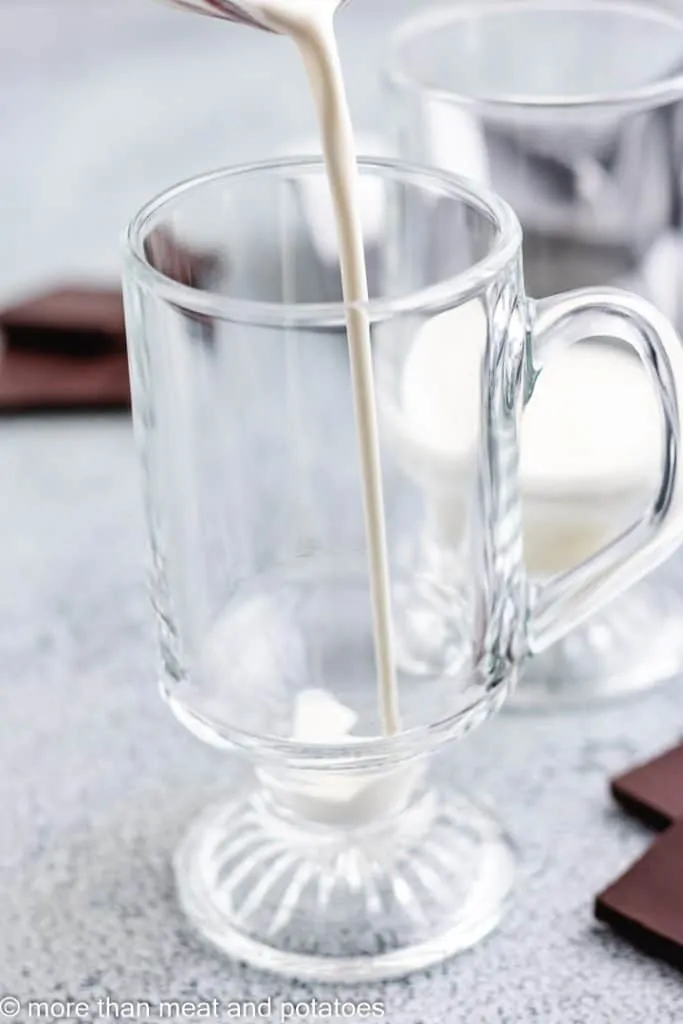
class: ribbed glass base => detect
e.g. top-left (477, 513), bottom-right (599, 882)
top-left (175, 777), bottom-right (515, 982)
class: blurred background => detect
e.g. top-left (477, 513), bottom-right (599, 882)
top-left (5, 0), bottom-right (683, 293)
top-left (2, 0), bottom-right (428, 302)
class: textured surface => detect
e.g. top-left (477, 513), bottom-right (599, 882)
top-left (3, 2), bottom-right (683, 1021)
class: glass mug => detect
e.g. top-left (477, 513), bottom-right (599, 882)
top-left (387, 0), bottom-right (683, 707)
top-left (123, 157), bottom-right (682, 982)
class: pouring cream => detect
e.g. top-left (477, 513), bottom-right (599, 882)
top-left (164, 0), bottom-right (401, 736)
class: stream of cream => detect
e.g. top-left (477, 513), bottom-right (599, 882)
top-left (219, 0), bottom-right (401, 734)
top-left (248, 2), bottom-right (397, 737)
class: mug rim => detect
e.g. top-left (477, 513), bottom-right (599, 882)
top-left (124, 155), bottom-right (522, 327)
top-left (386, 0), bottom-right (683, 114)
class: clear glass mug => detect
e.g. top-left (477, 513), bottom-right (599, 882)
top-left (387, 0), bottom-right (683, 707)
top-left (123, 157), bottom-right (682, 982)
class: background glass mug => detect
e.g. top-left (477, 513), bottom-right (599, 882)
top-left (387, 0), bottom-right (683, 706)
top-left (123, 157), bottom-right (683, 982)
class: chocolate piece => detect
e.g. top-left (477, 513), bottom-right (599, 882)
top-left (0, 287), bottom-right (126, 357)
top-left (612, 743), bottom-right (683, 830)
top-left (0, 347), bottom-right (130, 413)
top-left (596, 821), bottom-right (683, 970)
top-left (0, 244), bottom-right (220, 412)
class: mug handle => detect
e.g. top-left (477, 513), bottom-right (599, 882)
top-left (525, 287), bottom-right (683, 654)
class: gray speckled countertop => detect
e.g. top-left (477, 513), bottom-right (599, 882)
top-left (3, 3), bottom-right (683, 1021)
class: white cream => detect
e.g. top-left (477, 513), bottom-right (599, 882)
top-left (258, 1), bottom-right (400, 735)
top-left (280, 132), bottom-right (393, 265)
top-left (281, 689), bottom-right (420, 826)
top-left (292, 688), bottom-right (359, 742)
top-left (290, 689), bottom-right (372, 811)
top-left (188, 0), bottom-right (401, 735)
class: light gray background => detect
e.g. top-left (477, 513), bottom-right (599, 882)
top-left (2, 2), bottom-right (683, 1021)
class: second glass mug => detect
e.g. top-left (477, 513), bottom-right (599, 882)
top-left (386, 0), bottom-right (683, 707)
top-left (123, 157), bottom-right (683, 982)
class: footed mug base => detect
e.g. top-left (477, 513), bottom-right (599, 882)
top-left (174, 773), bottom-right (515, 982)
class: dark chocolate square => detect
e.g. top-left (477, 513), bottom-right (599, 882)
top-left (0, 287), bottom-right (126, 357)
top-left (596, 820), bottom-right (683, 970)
top-left (0, 347), bottom-right (130, 413)
top-left (612, 743), bottom-right (683, 830)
